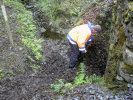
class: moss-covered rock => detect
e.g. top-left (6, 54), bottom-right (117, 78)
top-left (126, 33), bottom-right (133, 49)
top-left (123, 44), bottom-right (133, 66)
top-left (121, 62), bottom-right (133, 74)
top-left (105, 0), bottom-right (133, 90)
top-left (119, 62), bottom-right (133, 83)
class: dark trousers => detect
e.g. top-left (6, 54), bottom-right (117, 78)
top-left (69, 42), bottom-right (84, 67)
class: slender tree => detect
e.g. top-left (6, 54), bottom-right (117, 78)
top-left (1, 0), bottom-right (14, 46)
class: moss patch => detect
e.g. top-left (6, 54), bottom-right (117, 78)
top-left (116, 44), bottom-right (123, 59)
top-left (110, 60), bottom-right (118, 76)
top-left (115, 16), bottom-right (120, 29)
top-left (123, 9), bottom-right (129, 17)
top-left (105, 59), bottom-right (127, 93)
top-left (121, 62), bottom-right (133, 74)
top-left (105, 59), bottom-right (118, 87)
top-left (111, 2), bottom-right (117, 22)
top-left (107, 27), bottom-right (125, 77)
top-left (112, 12), bottom-right (116, 22)
top-left (109, 44), bottom-right (115, 51)
top-left (118, 27), bottom-right (126, 45)
top-left (105, 24), bottom-right (126, 91)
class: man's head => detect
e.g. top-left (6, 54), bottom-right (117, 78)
top-left (92, 25), bottom-right (101, 33)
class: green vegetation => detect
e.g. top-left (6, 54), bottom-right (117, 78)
top-left (121, 62), bottom-right (133, 74)
top-left (50, 63), bottom-right (105, 94)
top-left (118, 27), bottom-right (126, 44)
top-left (115, 16), bottom-right (120, 29)
top-left (50, 79), bottom-right (65, 93)
top-left (74, 63), bottom-right (104, 85)
top-left (50, 79), bottom-right (73, 94)
top-left (85, 74), bottom-right (104, 85)
top-left (6, 70), bottom-right (13, 76)
top-left (37, 0), bottom-right (84, 19)
top-left (105, 35), bottom-right (124, 89)
top-left (99, 29), bottom-right (110, 40)
top-left (0, 69), bottom-right (4, 81)
top-left (74, 63), bottom-right (86, 85)
top-left (37, 0), bottom-right (61, 18)
top-left (4, 0), bottom-right (44, 60)
top-left (30, 63), bottom-right (41, 71)
top-left (0, 0), bottom-right (44, 81)
top-left (109, 44), bottom-right (115, 51)
top-left (112, 7), bottom-right (116, 22)
top-left (9, 52), bottom-right (14, 56)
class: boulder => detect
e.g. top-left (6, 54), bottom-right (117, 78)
top-left (124, 22), bottom-right (133, 36)
top-left (123, 44), bottom-right (133, 66)
top-left (118, 62), bottom-right (133, 83)
top-left (41, 28), bottom-right (46, 33)
top-left (116, 75), bottom-right (124, 81)
top-left (126, 34), bottom-right (133, 49)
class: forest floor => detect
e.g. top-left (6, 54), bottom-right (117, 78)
top-left (0, 4), bottom-right (119, 100)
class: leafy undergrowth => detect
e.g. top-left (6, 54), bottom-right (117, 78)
top-left (5, 0), bottom-right (44, 60)
top-left (74, 63), bottom-right (104, 85)
top-left (49, 63), bottom-right (105, 95)
top-left (0, 0), bottom-right (44, 80)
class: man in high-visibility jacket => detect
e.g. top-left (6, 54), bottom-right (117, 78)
top-left (67, 22), bottom-right (101, 68)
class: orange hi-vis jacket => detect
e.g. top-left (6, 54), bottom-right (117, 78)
top-left (67, 22), bottom-right (93, 51)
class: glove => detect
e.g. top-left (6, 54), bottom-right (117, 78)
top-left (81, 49), bottom-right (87, 53)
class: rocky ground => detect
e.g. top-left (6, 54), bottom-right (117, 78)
top-left (0, 2), bottom-right (133, 100)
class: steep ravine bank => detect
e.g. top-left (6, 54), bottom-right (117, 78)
top-left (105, 0), bottom-right (133, 91)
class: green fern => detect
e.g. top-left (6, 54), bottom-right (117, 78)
top-left (85, 74), bottom-right (105, 85)
top-left (30, 63), bottom-right (41, 70)
top-left (74, 63), bottom-right (105, 85)
top-left (50, 79), bottom-right (73, 93)
top-left (74, 73), bottom-right (86, 85)
top-left (4, 1), bottom-right (44, 60)
top-left (65, 83), bottom-right (72, 88)
top-left (74, 63), bottom-right (86, 85)
top-left (50, 79), bottom-right (65, 93)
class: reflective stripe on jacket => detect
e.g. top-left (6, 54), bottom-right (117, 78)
top-left (67, 23), bottom-right (93, 51)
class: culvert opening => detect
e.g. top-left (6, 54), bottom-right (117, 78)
top-left (84, 41), bottom-right (108, 76)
